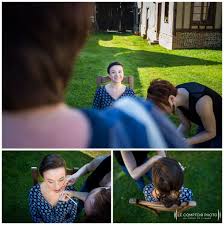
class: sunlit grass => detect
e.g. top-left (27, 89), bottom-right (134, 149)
top-left (65, 32), bottom-right (221, 108)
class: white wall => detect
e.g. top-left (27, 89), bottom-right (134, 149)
top-left (160, 2), bottom-right (174, 35)
top-left (146, 3), bottom-right (158, 42)
top-left (140, 2), bottom-right (151, 36)
top-left (159, 2), bottom-right (175, 49)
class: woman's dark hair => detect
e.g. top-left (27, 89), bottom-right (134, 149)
top-left (107, 61), bottom-right (123, 74)
top-left (39, 154), bottom-right (66, 177)
top-left (152, 157), bottom-right (183, 208)
top-left (85, 188), bottom-right (111, 223)
top-left (147, 79), bottom-right (177, 111)
top-left (3, 3), bottom-right (93, 111)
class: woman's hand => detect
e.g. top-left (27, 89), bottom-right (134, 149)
top-left (59, 191), bottom-right (75, 202)
top-left (66, 174), bottom-right (78, 186)
top-left (58, 175), bottom-right (77, 192)
top-left (150, 155), bottom-right (164, 164)
top-left (121, 152), bottom-right (164, 180)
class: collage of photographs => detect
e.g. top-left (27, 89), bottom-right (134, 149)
top-left (2, 1), bottom-right (222, 224)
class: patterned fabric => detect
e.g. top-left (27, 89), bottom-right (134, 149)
top-left (29, 184), bottom-right (78, 223)
top-left (143, 183), bottom-right (193, 203)
top-left (93, 86), bottom-right (135, 109)
top-left (83, 97), bottom-right (189, 148)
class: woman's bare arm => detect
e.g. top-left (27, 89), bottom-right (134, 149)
top-left (72, 155), bottom-right (108, 179)
top-left (156, 150), bottom-right (166, 157)
top-left (176, 108), bottom-right (191, 135)
top-left (121, 151), bottom-right (163, 180)
top-left (66, 155), bottom-right (109, 186)
top-left (187, 96), bottom-right (216, 145)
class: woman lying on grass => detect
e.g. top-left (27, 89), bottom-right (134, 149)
top-left (143, 157), bottom-right (193, 207)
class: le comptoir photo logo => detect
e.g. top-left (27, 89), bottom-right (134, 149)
top-left (174, 209), bottom-right (222, 221)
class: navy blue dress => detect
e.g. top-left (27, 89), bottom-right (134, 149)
top-left (29, 184), bottom-right (78, 223)
top-left (93, 86), bottom-right (135, 109)
top-left (143, 183), bottom-right (193, 203)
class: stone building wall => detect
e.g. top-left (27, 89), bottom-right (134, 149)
top-left (172, 31), bottom-right (222, 49)
top-left (138, 2), bottom-right (222, 49)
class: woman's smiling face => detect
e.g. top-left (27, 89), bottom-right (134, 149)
top-left (43, 167), bottom-right (66, 193)
top-left (109, 65), bottom-right (124, 83)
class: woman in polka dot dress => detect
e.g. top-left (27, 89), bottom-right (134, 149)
top-left (29, 154), bottom-right (78, 223)
top-left (143, 157), bottom-right (193, 208)
top-left (93, 62), bottom-right (135, 109)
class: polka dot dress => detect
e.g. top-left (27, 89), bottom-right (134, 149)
top-left (143, 183), bottom-right (193, 203)
top-left (29, 184), bottom-right (78, 223)
top-left (93, 86), bottom-right (135, 109)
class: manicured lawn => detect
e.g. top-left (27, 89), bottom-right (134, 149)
top-left (65, 33), bottom-right (222, 108)
top-left (65, 32), bottom-right (222, 135)
top-left (113, 151), bottom-right (222, 223)
top-left (2, 150), bottom-right (109, 223)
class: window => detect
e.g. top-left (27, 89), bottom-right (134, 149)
top-left (192, 2), bottom-right (216, 25)
top-left (164, 2), bottom-right (169, 23)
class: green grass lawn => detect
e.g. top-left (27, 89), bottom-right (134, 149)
top-left (65, 33), bottom-right (222, 108)
top-left (2, 150), bottom-right (109, 223)
top-left (113, 151), bottom-right (222, 223)
top-left (65, 32), bottom-right (222, 135)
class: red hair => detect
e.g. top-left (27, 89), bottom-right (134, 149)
top-left (147, 79), bottom-right (177, 110)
